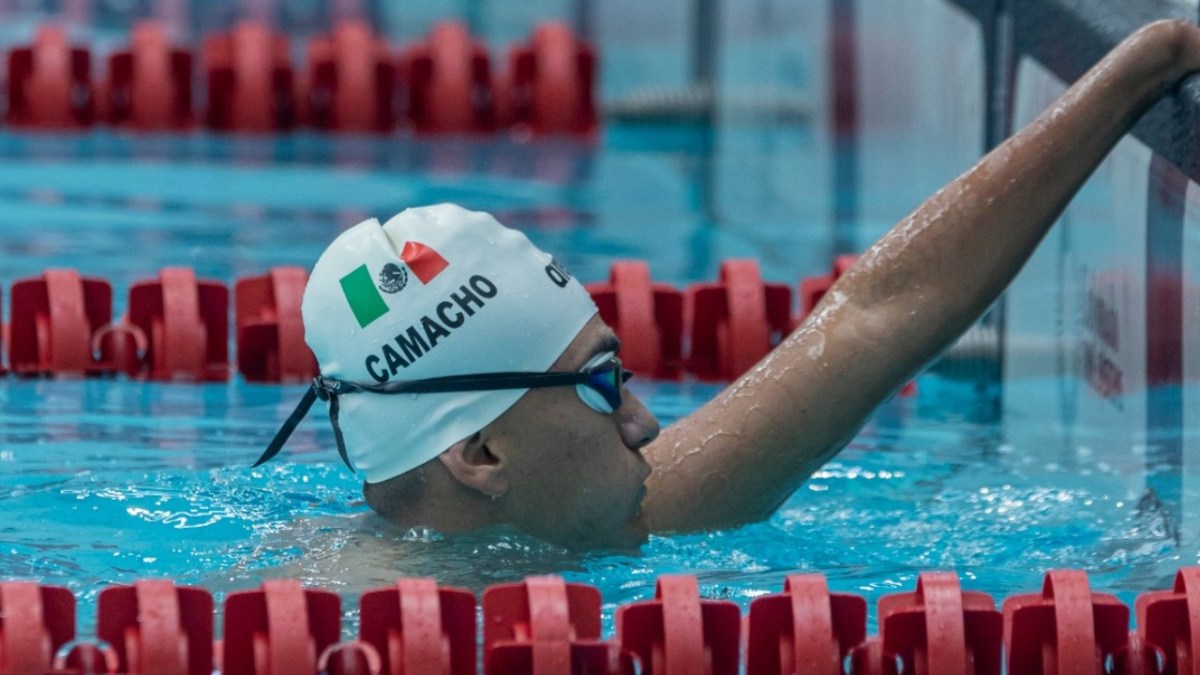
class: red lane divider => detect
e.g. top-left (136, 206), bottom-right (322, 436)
top-left (877, 572), bottom-right (1002, 675)
top-left (0, 255), bottom-right (926, 386)
top-left (1136, 566), bottom-right (1200, 675)
top-left (96, 580), bottom-right (213, 675)
top-left (4, 20), bottom-right (597, 136)
top-left (586, 261), bottom-right (684, 379)
top-left (503, 22), bottom-right (597, 137)
top-left (799, 253), bottom-right (858, 319)
top-left (318, 639), bottom-right (383, 675)
top-left (103, 21), bottom-right (193, 130)
top-left (221, 579), bottom-right (342, 675)
top-left (849, 638), bottom-right (898, 675)
top-left (9, 269), bottom-right (113, 376)
top-left (203, 21), bottom-right (296, 132)
top-left (687, 260), bottom-right (793, 381)
top-left (617, 575), bottom-right (741, 675)
top-left (6, 26), bottom-right (94, 129)
top-left (2, 569), bottom-right (1200, 673)
top-left (484, 575), bottom-right (632, 675)
top-left (746, 573), bottom-right (867, 675)
top-left (1003, 569), bottom-right (1130, 675)
top-left (126, 267), bottom-right (229, 381)
top-left (302, 21), bottom-right (397, 132)
top-left (0, 582), bottom-right (75, 674)
top-left (1112, 633), bottom-right (1161, 675)
top-left (53, 641), bottom-right (121, 674)
top-left (400, 21), bottom-right (496, 134)
top-left (359, 577), bottom-right (476, 675)
top-left (235, 266), bottom-right (317, 383)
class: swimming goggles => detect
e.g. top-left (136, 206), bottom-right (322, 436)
top-left (254, 353), bottom-right (632, 472)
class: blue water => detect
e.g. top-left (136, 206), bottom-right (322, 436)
top-left (0, 127), bottom-right (831, 301)
top-left (0, 373), bottom-right (1183, 636)
top-left (0, 122), bottom-right (1191, 639)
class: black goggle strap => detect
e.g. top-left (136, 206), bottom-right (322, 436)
top-left (253, 363), bottom-right (633, 471)
top-left (325, 388), bottom-right (355, 472)
top-left (253, 385), bottom-right (317, 468)
top-left (359, 372), bottom-right (583, 395)
top-left (350, 361), bottom-right (630, 396)
top-left (253, 379), bottom-right (356, 473)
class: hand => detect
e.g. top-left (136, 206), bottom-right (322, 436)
top-left (1125, 19), bottom-right (1200, 89)
top-left (1163, 19), bottom-right (1200, 81)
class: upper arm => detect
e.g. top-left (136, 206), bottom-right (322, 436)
top-left (640, 285), bottom-right (919, 532)
top-left (638, 20), bottom-right (1200, 534)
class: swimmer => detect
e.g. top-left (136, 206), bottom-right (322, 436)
top-left (258, 19), bottom-right (1200, 549)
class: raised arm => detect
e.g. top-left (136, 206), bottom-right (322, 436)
top-left (641, 19), bottom-right (1200, 532)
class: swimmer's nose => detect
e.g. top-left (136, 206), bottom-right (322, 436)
top-left (618, 392), bottom-right (660, 451)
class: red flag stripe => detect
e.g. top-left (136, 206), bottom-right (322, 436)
top-left (400, 241), bottom-right (449, 284)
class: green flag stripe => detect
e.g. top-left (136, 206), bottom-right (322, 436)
top-left (340, 264), bottom-right (389, 328)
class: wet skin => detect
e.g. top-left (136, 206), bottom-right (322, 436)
top-left (471, 315), bottom-right (658, 548)
top-left (372, 20), bottom-right (1200, 548)
top-left (363, 312), bottom-right (660, 550)
top-left (638, 19), bottom-right (1200, 534)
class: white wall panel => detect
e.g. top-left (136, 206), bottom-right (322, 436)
top-left (1005, 56), bottom-right (1156, 497)
top-left (854, 0), bottom-right (985, 243)
top-left (1181, 182), bottom-right (1200, 536)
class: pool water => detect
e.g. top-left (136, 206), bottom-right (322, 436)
top-left (0, 123), bottom-right (1191, 637)
top-left (0, 372), bottom-right (1183, 635)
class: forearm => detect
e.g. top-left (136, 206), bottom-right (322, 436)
top-left (844, 19), bottom-right (1199, 375)
top-left (643, 20), bottom-right (1200, 534)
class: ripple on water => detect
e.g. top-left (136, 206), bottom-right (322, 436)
top-left (0, 376), bottom-right (1187, 635)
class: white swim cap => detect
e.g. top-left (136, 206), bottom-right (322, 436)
top-left (299, 203), bottom-right (597, 483)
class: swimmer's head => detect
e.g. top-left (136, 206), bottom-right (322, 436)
top-left (300, 203), bottom-right (599, 482)
top-left (267, 204), bottom-right (660, 548)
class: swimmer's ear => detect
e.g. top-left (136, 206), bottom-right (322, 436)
top-left (439, 433), bottom-right (510, 498)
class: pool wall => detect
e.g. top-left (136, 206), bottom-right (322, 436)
top-left (1002, 0), bottom-right (1200, 548)
top-left (840, 0), bottom-right (1200, 543)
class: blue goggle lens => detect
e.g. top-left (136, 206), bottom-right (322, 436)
top-left (575, 353), bottom-right (624, 414)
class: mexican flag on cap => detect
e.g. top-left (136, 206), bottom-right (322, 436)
top-left (339, 241), bottom-right (449, 328)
